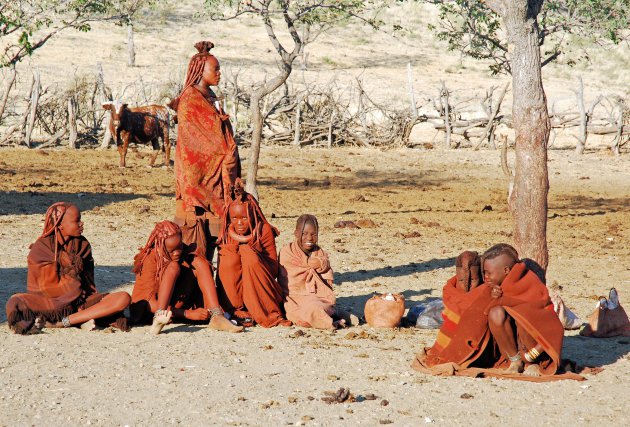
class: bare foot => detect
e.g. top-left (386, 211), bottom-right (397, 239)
top-left (209, 313), bottom-right (244, 333)
top-left (15, 319), bottom-right (42, 334)
top-left (80, 319), bottom-right (96, 331)
top-left (45, 321), bottom-right (64, 328)
top-left (506, 360), bottom-right (524, 374)
top-left (333, 319), bottom-right (347, 329)
top-left (523, 364), bottom-right (542, 377)
top-left (337, 309), bottom-right (360, 327)
top-left (150, 310), bottom-right (172, 335)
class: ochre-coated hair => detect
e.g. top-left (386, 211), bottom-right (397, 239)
top-left (133, 220), bottom-right (182, 285)
top-left (481, 243), bottom-right (519, 268)
top-left (295, 214), bottom-right (319, 247)
top-left (168, 41), bottom-right (215, 111)
top-left (39, 202), bottom-right (77, 267)
top-left (219, 178), bottom-right (277, 244)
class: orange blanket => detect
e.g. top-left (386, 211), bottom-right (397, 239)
top-left (278, 242), bottom-right (335, 329)
top-left (6, 235), bottom-right (124, 333)
top-left (413, 262), bottom-right (583, 381)
top-left (174, 86), bottom-right (240, 217)
top-left (217, 223), bottom-right (288, 327)
top-left (130, 249), bottom-right (202, 324)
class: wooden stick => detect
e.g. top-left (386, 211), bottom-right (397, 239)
top-left (293, 94), bottom-right (301, 146)
top-left (37, 127), bottom-right (67, 149)
top-left (24, 69), bottom-right (41, 148)
top-left (474, 82), bottom-right (509, 150)
top-left (407, 63), bottom-right (418, 118)
top-left (328, 110), bottom-right (336, 149)
top-left (440, 80), bottom-right (451, 149)
top-left (68, 97), bottom-right (77, 149)
top-left (0, 66), bottom-right (17, 124)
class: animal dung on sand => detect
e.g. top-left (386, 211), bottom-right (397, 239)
top-left (364, 293), bottom-right (405, 328)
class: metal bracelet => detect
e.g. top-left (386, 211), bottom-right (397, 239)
top-left (61, 317), bottom-right (71, 328)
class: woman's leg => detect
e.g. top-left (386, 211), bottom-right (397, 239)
top-left (67, 292), bottom-right (131, 325)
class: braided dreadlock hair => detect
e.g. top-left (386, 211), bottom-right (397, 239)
top-left (219, 178), bottom-right (277, 244)
top-left (39, 202), bottom-right (77, 268)
top-left (133, 221), bottom-right (182, 286)
top-left (294, 214), bottom-right (319, 249)
top-left (168, 41), bottom-right (215, 111)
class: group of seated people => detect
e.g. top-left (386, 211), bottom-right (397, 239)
top-left (5, 180), bottom-right (345, 338)
top-left (5, 185), bottom-right (567, 380)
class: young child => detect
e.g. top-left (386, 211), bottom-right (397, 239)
top-left (216, 180), bottom-right (290, 327)
top-left (130, 220), bottom-right (242, 334)
top-left (413, 244), bottom-right (565, 379)
top-left (278, 214), bottom-right (345, 330)
top-left (6, 202), bottom-right (130, 334)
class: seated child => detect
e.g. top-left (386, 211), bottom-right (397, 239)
top-left (278, 214), bottom-right (344, 330)
top-left (130, 220), bottom-right (242, 334)
top-left (6, 202), bottom-right (130, 334)
top-left (216, 179), bottom-right (291, 327)
top-left (413, 243), bottom-right (565, 379)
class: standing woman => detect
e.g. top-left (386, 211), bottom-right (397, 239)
top-left (168, 41), bottom-right (240, 261)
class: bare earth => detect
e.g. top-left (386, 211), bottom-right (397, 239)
top-left (1, 0), bottom-right (629, 424)
top-left (0, 146), bottom-right (628, 426)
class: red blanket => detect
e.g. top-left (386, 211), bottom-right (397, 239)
top-left (413, 263), bottom-right (583, 381)
top-left (174, 86), bottom-right (240, 217)
top-left (6, 235), bottom-right (126, 333)
top-left (217, 223), bottom-right (289, 327)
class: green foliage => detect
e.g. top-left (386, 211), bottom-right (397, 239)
top-left (428, 0), bottom-right (630, 75)
top-left (104, 0), bottom-right (165, 26)
top-left (0, 0), bottom-right (107, 67)
top-left (202, 0), bottom-right (384, 52)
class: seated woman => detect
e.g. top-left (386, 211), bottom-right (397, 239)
top-left (6, 202), bottom-right (130, 334)
top-left (279, 214), bottom-right (345, 330)
top-left (216, 180), bottom-right (291, 327)
top-left (130, 220), bottom-right (242, 334)
top-left (413, 244), bottom-right (568, 380)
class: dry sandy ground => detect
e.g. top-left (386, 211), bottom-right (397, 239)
top-left (0, 145), bottom-right (629, 426)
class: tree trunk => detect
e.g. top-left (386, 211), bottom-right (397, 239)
top-left (502, 1), bottom-right (550, 276)
top-left (245, 93), bottom-right (264, 200)
top-left (127, 24), bottom-right (135, 67)
top-left (244, 70), bottom-right (292, 199)
top-left (68, 97), bottom-right (78, 149)
top-left (0, 66), bottom-right (17, 124)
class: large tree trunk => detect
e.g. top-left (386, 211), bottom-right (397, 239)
top-left (245, 93), bottom-right (264, 200)
top-left (244, 70), bottom-right (291, 199)
top-left (127, 24), bottom-right (135, 67)
top-left (502, 1), bottom-right (550, 276)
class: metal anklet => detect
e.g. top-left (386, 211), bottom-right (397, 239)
top-left (61, 317), bottom-right (72, 328)
top-left (208, 307), bottom-right (224, 318)
top-left (524, 347), bottom-right (540, 363)
top-left (508, 353), bottom-right (522, 363)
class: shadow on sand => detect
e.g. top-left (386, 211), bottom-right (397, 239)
top-left (0, 191), bottom-right (171, 216)
top-left (334, 256), bottom-right (456, 284)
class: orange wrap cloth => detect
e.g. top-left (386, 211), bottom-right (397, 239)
top-left (173, 85), bottom-right (240, 258)
top-left (412, 262), bottom-right (583, 381)
top-left (278, 242), bottom-right (336, 329)
top-left (217, 223), bottom-right (289, 327)
top-left (129, 249), bottom-right (203, 324)
top-left (5, 235), bottom-right (127, 333)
